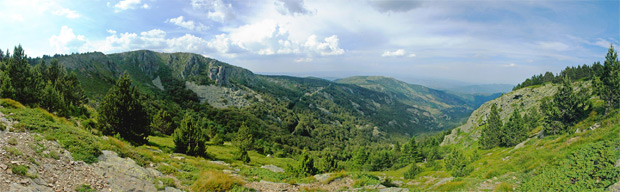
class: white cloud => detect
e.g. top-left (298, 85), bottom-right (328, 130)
top-left (381, 49), bottom-right (406, 57)
top-left (191, 0), bottom-right (235, 22)
top-left (538, 41), bottom-right (569, 51)
top-left (52, 8), bottom-right (81, 19)
top-left (304, 35), bottom-right (345, 56)
top-left (114, 0), bottom-right (149, 12)
top-left (49, 26), bottom-right (87, 54)
top-left (166, 16), bottom-right (209, 32)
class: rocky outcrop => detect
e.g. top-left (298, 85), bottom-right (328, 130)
top-left (441, 84), bottom-right (557, 146)
top-left (208, 62), bottom-right (229, 86)
top-left (0, 130), bottom-right (181, 192)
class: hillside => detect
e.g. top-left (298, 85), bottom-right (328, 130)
top-left (336, 76), bottom-right (497, 128)
top-left (44, 50), bottom-right (493, 136)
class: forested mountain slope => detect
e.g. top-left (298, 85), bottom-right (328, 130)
top-left (41, 50), bottom-right (493, 137)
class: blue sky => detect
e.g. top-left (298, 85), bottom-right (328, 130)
top-left (0, 0), bottom-right (618, 84)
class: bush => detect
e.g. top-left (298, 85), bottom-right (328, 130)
top-left (404, 163), bottom-right (421, 179)
top-left (8, 137), bottom-right (17, 145)
top-left (0, 98), bottom-right (25, 109)
top-left (520, 140), bottom-right (620, 191)
top-left (4, 146), bottom-right (22, 156)
top-left (157, 164), bottom-right (178, 175)
top-left (11, 164), bottom-right (28, 176)
top-left (75, 184), bottom-right (97, 192)
top-left (191, 170), bottom-right (244, 192)
top-left (173, 112), bottom-right (209, 157)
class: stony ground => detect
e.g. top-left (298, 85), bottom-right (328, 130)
top-left (0, 112), bottom-right (182, 192)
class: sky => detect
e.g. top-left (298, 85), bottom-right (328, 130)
top-left (0, 0), bottom-right (618, 85)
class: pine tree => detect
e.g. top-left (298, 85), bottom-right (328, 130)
top-left (235, 124), bottom-right (253, 151)
top-left (151, 109), bottom-right (174, 135)
top-left (554, 77), bottom-right (589, 125)
top-left (501, 108), bottom-right (526, 147)
top-left (97, 72), bottom-right (150, 145)
top-left (40, 81), bottom-right (67, 115)
top-left (173, 111), bottom-right (209, 157)
top-left (479, 104), bottom-right (503, 149)
top-left (594, 44), bottom-right (620, 114)
top-left (297, 150), bottom-right (317, 176)
top-left (0, 71), bottom-right (16, 99)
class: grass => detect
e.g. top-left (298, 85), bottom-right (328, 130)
top-left (8, 137), bottom-right (17, 145)
top-left (11, 164), bottom-right (28, 176)
top-left (4, 146), bottom-right (22, 156)
top-left (190, 170), bottom-right (244, 191)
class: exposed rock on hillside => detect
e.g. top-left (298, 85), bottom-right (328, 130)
top-left (0, 130), bottom-right (181, 192)
top-left (441, 84), bottom-right (557, 146)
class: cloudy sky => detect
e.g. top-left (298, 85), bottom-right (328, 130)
top-left (0, 0), bottom-right (618, 84)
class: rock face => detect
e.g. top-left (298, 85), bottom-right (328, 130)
top-left (94, 150), bottom-right (161, 192)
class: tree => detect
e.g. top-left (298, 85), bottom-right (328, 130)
top-left (5, 45), bottom-right (41, 104)
top-left (554, 77), bottom-right (589, 125)
top-left (151, 109), bottom-right (174, 135)
top-left (404, 163), bottom-right (421, 179)
top-left (594, 44), bottom-right (620, 114)
top-left (479, 104), bottom-right (503, 149)
top-left (501, 108), bottom-right (526, 147)
top-left (445, 149), bottom-right (473, 177)
top-left (97, 72), bottom-right (150, 145)
top-left (0, 71), bottom-right (16, 99)
top-left (40, 81), bottom-right (67, 115)
top-left (173, 111), bottom-right (209, 157)
top-left (234, 124), bottom-right (253, 151)
top-left (296, 150), bottom-right (317, 176)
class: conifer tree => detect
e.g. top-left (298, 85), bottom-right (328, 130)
top-left (296, 150), bottom-right (317, 176)
top-left (0, 71), bottom-right (16, 99)
top-left (554, 77), bottom-right (589, 125)
top-left (479, 104), bottom-right (502, 149)
top-left (594, 44), bottom-right (620, 114)
top-left (97, 72), bottom-right (150, 145)
top-left (173, 112), bottom-right (208, 157)
top-left (151, 109), bottom-right (174, 135)
top-left (501, 108), bottom-right (526, 147)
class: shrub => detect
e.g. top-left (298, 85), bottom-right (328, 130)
top-left (157, 164), bottom-right (177, 175)
top-left (191, 170), bottom-right (243, 192)
top-left (520, 140), bottom-right (620, 191)
top-left (404, 163), bottom-right (421, 179)
top-left (4, 146), bottom-right (22, 156)
top-left (0, 98), bottom-right (25, 109)
top-left (8, 137), bottom-right (17, 145)
top-left (11, 164), bottom-right (28, 176)
top-left (75, 184), bottom-right (97, 192)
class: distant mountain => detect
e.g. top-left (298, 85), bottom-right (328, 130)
top-left (336, 76), bottom-right (499, 129)
top-left (446, 84), bottom-right (514, 94)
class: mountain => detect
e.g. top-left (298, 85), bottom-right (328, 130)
top-left (446, 84), bottom-right (514, 94)
top-left (43, 50), bottom-right (495, 140)
top-left (335, 76), bottom-right (498, 129)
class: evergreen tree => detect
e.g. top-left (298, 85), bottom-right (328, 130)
top-left (151, 109), bottom-right (174, 135)
top-left (594, 44), bottom-right (620, 114)
top-left (234, 147), bottom-right (250, 163)
top-left (352, 147), bottom-right (369, 170)
top-left (404, 163), bottom-right (421, 179)
top-left (501, 108), bottom-right (526, 147)
top-left (0, 71), bottom-right (16, 99)
top-left (554, 77), bottom-right (589, 125)
top-left (40, 81), bottom-right (67, 115)
top-left (234, 124), bottom-right (254, 151)
top-left (6, 45), bottom-right (40, 104)
top-left (173, 111), bottom-right (209, 157)
top-left (97, 72), bottom-right (150, 145)
top-left (479, 104), bottom-right (503, 149)
top-left (296, 150), bottom-right (317, 176)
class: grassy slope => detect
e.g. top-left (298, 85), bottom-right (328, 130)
top-left (0, 99), bottom-right (305, 191)
top-left (373, 83), bottom-right (620, 191)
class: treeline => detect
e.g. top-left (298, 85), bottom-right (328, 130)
top-left (513, 61), bottom-right (604, 90)
top-left (0, 45), bottom-right (86, 117)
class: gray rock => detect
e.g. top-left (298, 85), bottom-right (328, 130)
top-left (313, 173), bottom-right (332, 183)
top-left (380, 187), bottom-right (410, 192)
top-left (261, 164), bottom-right (285, 173)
